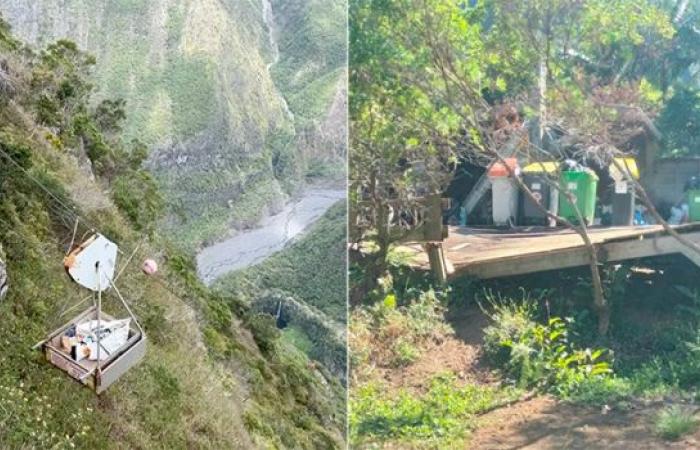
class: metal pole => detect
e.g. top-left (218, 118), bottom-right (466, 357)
top-left (96, 262), bottom-right (102, 378)
top-left (106, 275), bottom-right (144, 335)
top-left (114, 242), bottom-right (141, 282)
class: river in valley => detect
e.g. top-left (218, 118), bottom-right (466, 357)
top-left (196, 188), bottom-right (345, 285)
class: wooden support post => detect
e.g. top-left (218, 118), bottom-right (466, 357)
top-left (426, 242), bottom-right (447, 284)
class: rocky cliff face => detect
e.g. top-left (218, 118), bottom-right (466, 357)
top-left (0, 0), bottom-right (346, 250)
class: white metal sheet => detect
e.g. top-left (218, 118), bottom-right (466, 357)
top-left (66, 235), bottom-right (117, 292)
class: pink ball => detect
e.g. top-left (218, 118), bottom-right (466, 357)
top-left (142, 259), bottom-right (158, 275)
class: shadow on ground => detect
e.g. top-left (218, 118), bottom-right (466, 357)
top-left (470, 396), bottom-right (698, 449)
top-left (443, 298), bottom-right (700, 449)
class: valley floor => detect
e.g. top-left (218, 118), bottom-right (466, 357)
top-left (196, 186), bottom-right (345, 284)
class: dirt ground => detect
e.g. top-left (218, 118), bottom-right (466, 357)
top-left (471, 396), bottom-right (700, 449)
top-left (375, 305), bottom-right (499, 393)
top-left (387, 303), bottom-right (700, 449)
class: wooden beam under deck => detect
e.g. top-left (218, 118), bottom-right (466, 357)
top-left (403, 224), bottom-right (700, 280)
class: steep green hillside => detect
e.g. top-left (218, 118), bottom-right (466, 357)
top-left (0, 0), bottom-right (345, 252)
top-left (271, 0), bottom-right (346, 126)
top-left (0, 19), bottom-right (344, 449)
top-left (215, 201), bottom-right (347, 378)
top-left (270, 0), bottom-right (347, 176)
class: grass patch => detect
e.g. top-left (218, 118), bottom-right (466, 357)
top-left (350, 289), bottom-right (451, 382)
top-left (350, 374), bottom-right (521, 447)
top-left (655, 406), bottom-right (699, 441)
top-left (282, 325), bottom-right (315, 355)
top-left (563, 376), bottom-right (634, 407)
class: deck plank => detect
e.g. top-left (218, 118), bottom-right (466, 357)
top-left (403, 224), bottom-right (700, 279)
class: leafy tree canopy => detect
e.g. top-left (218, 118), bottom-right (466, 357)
top-left (350, 0), bottom-right (695, 259)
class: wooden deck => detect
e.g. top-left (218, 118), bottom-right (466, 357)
top-left (404, 223), bottom-right (700, 280)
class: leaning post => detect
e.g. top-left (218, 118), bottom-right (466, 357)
top-left (423, 195), bottom-right (449, 284)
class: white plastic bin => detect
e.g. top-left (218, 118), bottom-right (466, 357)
top-left (487, 158), bottom-right (520, 226)
top-left (491, 176), bottom-right (519, 226)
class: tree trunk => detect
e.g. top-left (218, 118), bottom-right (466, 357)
top-left (573, 204), bottom-right (609, 335)
top-left (489, 151), bottom-right (610, 335)
top-left (538, 53), bottom-right (547, 147)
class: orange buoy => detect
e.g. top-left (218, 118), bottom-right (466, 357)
top-left (142, 259), bottom-right (158, 275)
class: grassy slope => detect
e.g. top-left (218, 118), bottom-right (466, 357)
top-left (270, 0), bottom-right (346, 127)
top-left (0, 30), bottom-right (344, 450)
top-left (270, 0), bottom-right (347, 178)
top-left (0, 0), bottom-right (349, 252)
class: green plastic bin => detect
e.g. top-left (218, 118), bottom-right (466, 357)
top-left (559, 171), bottom-right (598, 225)
top-left (688, 189), bottom-right (700, 222)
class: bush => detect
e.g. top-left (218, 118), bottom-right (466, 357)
top-left (111, 170), bottom-right (164, 233)
top-left (482, 298), bottom-right (537, 367)
top-left (245, 313), bottom-right (281, 354)
top-left (655, 406), bottom-right (698, 441)
top-left (482, 297), bottom-right (612, 395)
top-left (202, 326), bottom-right (231, 358)
top-left (375, 289), bottom-right (449, 342)
top-left (390, 338), bottom-right (419, 367)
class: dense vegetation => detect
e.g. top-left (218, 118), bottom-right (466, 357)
top-left (350, 0), bottom-right (700, 447)
top-left (350, 248), bottom-right (700, 447)
top-left (0, 18), bottom-right (344, 449)
top-left (216, 202), bottom-right (347, 323)
top-left (350, 0), bottom-right (698, 267)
